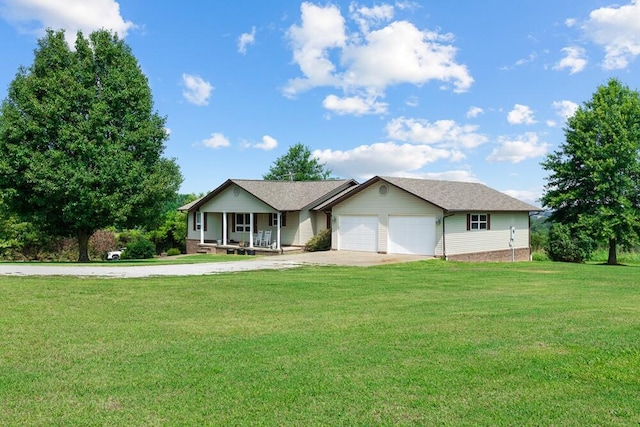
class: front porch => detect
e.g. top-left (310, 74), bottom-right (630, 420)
top-left (187, 239), bottom-right (304, 256)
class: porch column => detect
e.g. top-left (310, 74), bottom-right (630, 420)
top-left (277, 212), bottom-right (282, 250)
top-left (249, 212), bottom-right (254, 248)
top-left (199, 212), bottom-right (204, 244)
top-left (222, 212), bottom-right (228, 245)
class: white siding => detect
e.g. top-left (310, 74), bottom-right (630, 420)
top-left (186, 212), bottom-right (222, 241)
top-left (444, 212), bottom-right (530, 256)
top-left (332, 183), bottom-right (443, 254)
top-left (281, 211), bottom-right (300, 246)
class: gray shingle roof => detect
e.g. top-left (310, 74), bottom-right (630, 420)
top-left (379, 176), bottom-right (540, 211)
top-left (319, 176), bottom-right (540, 212)
top-left (183, 179), bottom-right (357, 212)
top-left (232, 179), bottom-right (357, 210)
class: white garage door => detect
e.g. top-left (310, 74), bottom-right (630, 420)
top-left (338, 215), bottom-right (378, 252)
top-left (388, 216), bottom-right (436, 255)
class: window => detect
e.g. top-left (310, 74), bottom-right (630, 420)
top-left (235, 213), bottom-right (251, 232)
top-left (195, 212), bottom-right (202, 231)
top-left (194, 212), bottom-right (206, 231)
top-left (467, 213), bottom-right (490, 231)
top-left (268, 212), bottom-right (287, 227)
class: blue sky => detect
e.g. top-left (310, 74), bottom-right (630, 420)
top-left (1, 1), bottom-right (640, 205)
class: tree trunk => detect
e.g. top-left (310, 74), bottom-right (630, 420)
top-left (78, 229), bottom-right (91, 263)
top-left (607, 238), bottom-right (617, 265)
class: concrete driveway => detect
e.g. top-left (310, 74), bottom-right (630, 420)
top-left (0, 251), bottom-right (429, 278)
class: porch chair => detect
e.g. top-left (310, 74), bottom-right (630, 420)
top-left (263, 230), bottom-right (272, 248)
top-left (254, 230), bottom-right (263, 247)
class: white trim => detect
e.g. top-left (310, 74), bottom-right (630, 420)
top-left (277, 212), bottom-right (281, 249)
top-left (249, 213), bottom-right (254, 248)
top-left (222, 212), bottom-right (228, 245)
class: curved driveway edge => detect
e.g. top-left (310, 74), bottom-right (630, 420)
top-left (0, 251), bottom-right (429, 278)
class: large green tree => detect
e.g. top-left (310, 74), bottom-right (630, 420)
top-left (263, 143), bottom-right (333, 181)
top-left (0, 29), bottom-right (182, 262)
top-left (541, 78), bottom-right (640, 265)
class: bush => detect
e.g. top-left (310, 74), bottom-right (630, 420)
top-left (545, 223), bottom-right (593, 263)
top-left (122, 237), bottom-right (156, 260)
top-left (305, 228), bottom-right (331, 252)
top-left (166, 248), bottom-right (181, 256)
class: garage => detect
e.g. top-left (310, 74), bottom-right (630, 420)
top-left (388, 215), bottom-right (436, 255)
top-left (338, 215), bottom-right (378, 252)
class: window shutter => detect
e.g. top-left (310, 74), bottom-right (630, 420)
top-left (487, 214), bottom-right (491, 230)
top-left (193, 212), bottom-right (197, 231)
top-left (282, 212), bottom-right (287, 227)
top-left (268, 214), bottom-right (273, 226)
top-left (204, 213), bottom-right (208, 231)
top-left (232, 213), bottom-right (236, 230)
top-left (326, 213), bottom-right (331, 229)
top-left (466, 214), bottom-right (471, 231)
top-left (253, 214), bottom-right (258, 233)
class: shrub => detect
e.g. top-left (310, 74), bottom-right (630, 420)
top-left (305, 228), bottom-right (331, 252)
top-left (545, 223), bottom-right (593, 263)
top-left (166, 248), bottom-right (181, 256)
top-left (89, 229), bottom-right (117, 260)
top-left (122, 237), bottom-right (156, 260)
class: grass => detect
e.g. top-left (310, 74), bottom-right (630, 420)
top-left (1, 260), bottom-right (640, 425)
top-left (0, 253), bottom-right (244, 266)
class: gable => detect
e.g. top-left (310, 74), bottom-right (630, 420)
top-left (199, 184), bottom-right (274, 213)
top-left (333, 180), bottom-right (443, 216)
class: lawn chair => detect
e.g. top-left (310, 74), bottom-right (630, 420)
top-left (263, 230), bottom-right (272, 248)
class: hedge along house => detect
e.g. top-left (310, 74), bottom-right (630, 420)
top-left (317, 176), bottom-right (541, 262)
top-left (180, 179), bottom-right (358, 254)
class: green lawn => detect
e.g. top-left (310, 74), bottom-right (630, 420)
top-left (1, 261), bottom-right (639, 425)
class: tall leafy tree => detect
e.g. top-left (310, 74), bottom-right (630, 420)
top-left (263, 143), bottom-right (333, 181)
top-left (541, 78), bottom-right (640, 265)
top-left (0, 29), bottom-right (182, 262)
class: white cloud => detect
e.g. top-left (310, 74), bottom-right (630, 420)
top-left (583, 1), bottom-right (640, 69)
top-left (420, 170), bottom-right (480, 182)
top-left (341, 21), bottom-right (473, 93)
top-left (405, 96), bottom-right (419, 107)
top-left (0, 0), bottom-right (135, 45)
top-left (182, 74), bottom-right (213, 106)
top-left (323, 94), bottom-right (388, 115)
top-left (202, 133), bottom-right (230, 149)
top-left (553, 46), bottom-right (587, 74)
top-left (565, 18), bottom-right (577, 28)
top-left (507, 104), bottom-right (536, 125)
top-left (313, 142), bottom-right (452, 179)
top-left (487, 132), bottom-right (549, 163)
top-left (552, 100), bottom-right (579, 120)
top-left (386, 117), bottom-right (488, 149)
top-left (349, 3), bottom-right (394, 34)
top-left (253, 135), bottom-right (278, 151)
top-left (238, 26), bottom-right (256, 55)
top-left (284, 2), bottom-right (473, 107)
top-left (466, 106), bottom-right (484, 118)
top-left (284, 2), bottom-right (346, 96)
top-left (501, 189), bottom-right (542, 207)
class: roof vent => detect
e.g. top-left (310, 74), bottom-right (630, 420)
top-left (233, 187), bottom-right (240, 197)
top-left (379, 184), bottom-right (388, 196)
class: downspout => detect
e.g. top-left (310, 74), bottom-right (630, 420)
top-left (442, 212), bottom-right (455, 260)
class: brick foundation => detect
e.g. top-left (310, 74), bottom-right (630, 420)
top-left (186, 239), bottom-right (200, 254)
top-left (447, 247), bottom-right (531, 262)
